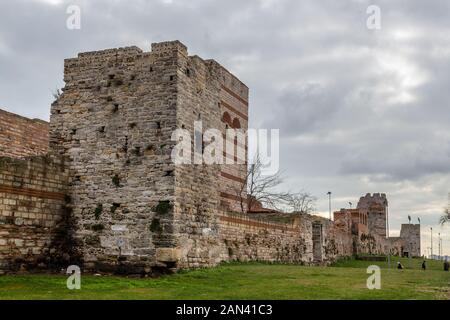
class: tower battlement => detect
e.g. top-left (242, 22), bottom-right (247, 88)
top-left (151, 40), bottom-right (188, 56)
top-left (357, 193), bottom-right (388, 208)
top-left (357, 192), bottom-right (388, 238)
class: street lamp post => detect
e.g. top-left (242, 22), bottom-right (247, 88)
top-left (438, 233), bottom-right (442, 260)
top-left (430, 227), bottom-right (433, 258)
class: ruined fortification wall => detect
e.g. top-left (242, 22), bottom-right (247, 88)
top-left (173, 44), bottom-right (224, 268)
top-left (215, 213), bottom-right (354, 266)
top-left (47, 40), bottom-right (251, 273)
top-left (50, 45), bottom-right (180, 273)
top-left (1, 40), bottom-right (418, 274)
top-left (0, 109), bottom-right (49, 158)
top-left (385, 237), bottom-right (403, 256)
top-left (358, 193), bottom-right (387, 238)
top-left (216, 61), bottom-right (249, 213)
top-left (324, 223), bottom-right (353, 262)
top-left (173, 44), bottom-right (249, 268)
top-left (0, 156), bottom-right (69, 273)
top-left (217, 213), bottom-right (313, 264)
top-left (400, 224), bottom-right (421, 257)
top-left (308, 217), bottom-right (352, 264)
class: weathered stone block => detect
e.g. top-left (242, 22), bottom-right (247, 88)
top-left (156, 248), bottom-right (181, 262)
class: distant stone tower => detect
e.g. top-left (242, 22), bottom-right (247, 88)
top-left (357, 193), bottom-right (387, 238)
top-left (49, 41), bottom-right (248, 272)
top-left (399, 224), bottom-right (421, 257)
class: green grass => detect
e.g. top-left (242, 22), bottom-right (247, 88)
top-left (334, 256), bottom-right (445, 270)
top-left (0, 258), bottom-right (448, 300)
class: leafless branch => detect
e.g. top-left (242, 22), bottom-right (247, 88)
top-left (286, 192), bottom-right (317, 214)
top-left (234, 154), bottom-right (293, 212)
top-left (440, 207), bottom-right (450, 225)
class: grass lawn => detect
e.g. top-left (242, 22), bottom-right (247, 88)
top-left (0, 257), bottom-right (448, 300)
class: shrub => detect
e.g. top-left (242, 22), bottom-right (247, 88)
top-left (91, 224), bottom-right (105, 232)
top-left (94, 204), bottom-right (103, 220)
top-left (154, 201), bottom-right (173, 215)
top-left (150, 218), bottom-right (162, 233)
top-left (112, 175), bottom-right (120, 187)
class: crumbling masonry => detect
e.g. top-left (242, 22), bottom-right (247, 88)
top-left (0, 41), bottom-right (420, 274)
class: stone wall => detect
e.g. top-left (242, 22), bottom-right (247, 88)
top-left (50, 44), bottom-right (179, 273)
top-left (400, 224), bottom-right (421, 257)
top-left (0, 40), bottom-right (421, 274)
top-left (335, 194), bottom-right (421, 258)
top-left (217, 212), bottom-right (313, 264)
top-left (173, 45), bottom-right (224, 269)
top-left (212, 212), bottom-right (369, 267)
top-left (315, 217), bottom-right (357, 264)
top-left (173, 46), bottom-right (249, 268)
top-left (216, 60), bottom-right (249, 213)
top-left (48, 40), bottom-right (251, 272)
top-left (0, 155), bottom-right (69, 273)
top-left (0, 109), bottom-right (49, 158)
top-left (385, 237), bottom-right (403, 256)
top-left (358, 193), bottom-right (387, 238)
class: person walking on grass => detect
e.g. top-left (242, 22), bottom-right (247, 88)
top-left (421, 260), bottom-right (426, 270)
top-left (444, 259), bottom-right (449, 272)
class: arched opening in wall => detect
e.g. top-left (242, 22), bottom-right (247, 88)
top-left (232, 118), bottom-right (241, 129)
top-left (230, 118), bottom-right (242, 161)
top-left (222, 112), bottom-right (231, 126)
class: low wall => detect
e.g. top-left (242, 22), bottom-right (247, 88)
top-left (217, 212), bottom-right (314, 264)
top-left (323, 222), bottom-right (354, 262)
top-left (0, 155), bottom-right (70, 273)
top-left (178, 211), bottom-right (362, 270)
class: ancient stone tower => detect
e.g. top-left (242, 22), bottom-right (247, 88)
top-left (49, 41), bottom-right (248, 272)
top-left (357, 193), bottom-right (388, 238)
top-left (399, 224), bottom-right (421, 257)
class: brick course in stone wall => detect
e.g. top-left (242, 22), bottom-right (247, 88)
top-left (0, 155), bottom-right (69, 273)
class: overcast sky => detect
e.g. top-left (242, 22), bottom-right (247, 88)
top-left (0, 0), bottom-right (449, 255)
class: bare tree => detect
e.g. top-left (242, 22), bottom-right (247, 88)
top-left (287, 192), bottom-right (317, 214)
top-left (440, 207), bottom-right (450, 225)
top-left (234, 155), bottom-right (291, 213)
top-left (234, 164), bottom-right (248, 213)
